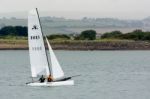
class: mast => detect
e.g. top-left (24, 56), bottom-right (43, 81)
top-left (36, 8), bottom-right (52, 76)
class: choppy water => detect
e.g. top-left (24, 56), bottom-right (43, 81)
top-left (0, 50), bottom-right (150, 99)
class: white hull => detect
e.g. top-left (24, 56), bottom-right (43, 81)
top-left (27, 80), bottom-right (74, 87)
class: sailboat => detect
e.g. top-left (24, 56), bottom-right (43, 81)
top-left (27, 8), bottom-right (74, 86)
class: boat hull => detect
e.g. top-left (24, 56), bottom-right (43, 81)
top-left (27, 80), bottom-right (74, 86)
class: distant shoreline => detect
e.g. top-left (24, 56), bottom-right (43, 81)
top-left (1, 39), bottom-right (150, 50)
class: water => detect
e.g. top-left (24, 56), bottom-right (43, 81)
top-left (0, 50), bottom-right (150, 99)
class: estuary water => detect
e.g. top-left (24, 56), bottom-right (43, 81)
top-left (0, 50), bottom-right (150, 99)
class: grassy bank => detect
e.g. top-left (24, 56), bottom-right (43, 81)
top-left (0, 38), bottom-right (150, 50)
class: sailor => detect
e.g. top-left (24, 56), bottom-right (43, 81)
top-left (47, 75), bottom-right (53, 82)
top-left (39, 75), bottom-right (45, 83)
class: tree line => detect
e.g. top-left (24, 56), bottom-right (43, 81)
top-left (1, 26), bottom-right (150, 41)
top-left (47, 30), bottom-right (96, 40)
top-left (101, 29), bottom-right (150, 40)
top-left (0, 26), bottom-right (96, 40)
top-left (0, 26), bottom-right (27, 36)
top-left (48, 29), bottom-right (150, 41)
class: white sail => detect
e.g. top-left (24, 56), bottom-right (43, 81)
top-left (46, 37), bottom-right (64, 80)
top-left (28, 9), bottom-right (50, 77)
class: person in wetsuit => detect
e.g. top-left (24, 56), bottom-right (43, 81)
top-left (39, 75), bottom-right (45, 83)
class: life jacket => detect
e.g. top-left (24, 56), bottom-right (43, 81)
top-left (47, 75), bottom-right (53, 82)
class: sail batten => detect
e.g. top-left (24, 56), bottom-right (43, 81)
top-left (28, 9), bottom-right (50, 77)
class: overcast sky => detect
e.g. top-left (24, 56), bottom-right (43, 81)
top-left (0, 0), bottom-right (150, 19)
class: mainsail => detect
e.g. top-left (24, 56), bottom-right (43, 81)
top-left (46, 37), bottom-right (64, 80)
top-left (28, 9), bottom-right (50, 77)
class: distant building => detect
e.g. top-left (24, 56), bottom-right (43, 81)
top-left (69, 33), bottom-right (80, 40)
top-left (96, 33), bottom-right (102, 39)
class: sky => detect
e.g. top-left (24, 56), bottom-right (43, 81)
top-left (0, 0), bottom-right (150, 19)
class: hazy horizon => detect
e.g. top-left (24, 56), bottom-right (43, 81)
top-left (0, 11), bottom-right (150, 20)
top-left (0, 0), bottom-right (150, 20)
